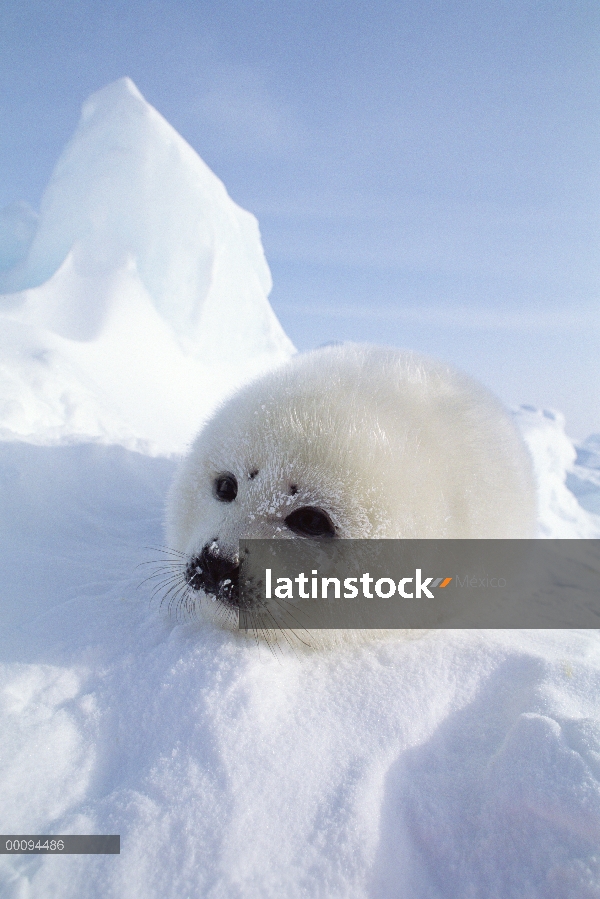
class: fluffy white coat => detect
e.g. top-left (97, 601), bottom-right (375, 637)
top-left (165, 344), bottom-right (537, 635)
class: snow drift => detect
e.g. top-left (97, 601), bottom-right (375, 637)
top-left (0, 413), bottom-right (599, 898)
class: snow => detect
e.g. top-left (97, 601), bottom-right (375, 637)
top-left (514, 406), bottom-right (600, 538)
top-left (1, 79), bottom-right (600, 899)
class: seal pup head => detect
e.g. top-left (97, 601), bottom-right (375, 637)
top-left (164, 343), bottom-right (537, 631)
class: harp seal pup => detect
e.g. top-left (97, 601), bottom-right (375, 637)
top-left (165, 343), bottom-right (537, 642)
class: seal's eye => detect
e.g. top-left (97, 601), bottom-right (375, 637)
top-left (214, 473), bottom-right (238, 502)
top-left (285, 506), bottom-right (335, 538)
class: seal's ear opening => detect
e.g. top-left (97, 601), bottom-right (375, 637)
top-left (285, 506), bottom-right (336, 538)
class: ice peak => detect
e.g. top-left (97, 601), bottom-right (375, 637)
top-left (0, 79), bottom-right (294, 452)
top-left (0, 78), bottom-right (281, 354)
top-left (76, 77), bottom-right (167, 147)
top-left (81, 77), bottom-right (145, 122)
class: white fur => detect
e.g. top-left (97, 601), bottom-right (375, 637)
top-left (165, 344), bottom-right (537, 636)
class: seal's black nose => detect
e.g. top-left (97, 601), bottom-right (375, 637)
top-left (199, 544), bottom-right (238, 587)
top-left (185, 544), bottom-right (239, 601)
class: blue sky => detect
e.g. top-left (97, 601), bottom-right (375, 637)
top-left (2, 0), bottom-right (599, 437)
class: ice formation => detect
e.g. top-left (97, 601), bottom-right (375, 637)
top-left (0, 78), bottom-right (294, 454)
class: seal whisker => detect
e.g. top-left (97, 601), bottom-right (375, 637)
top-left (145, 572), bottom-right (186, 593)
top-left (140, 570), bottom-right (183, 591)
top-left (145, 545), bottom-right (187, 557)
top-left (160, 579), bottom-right (191, 612)
top-left (169, 585), bottom-right (192, 620)
top-left (259, 603), bottom-right (311, 655)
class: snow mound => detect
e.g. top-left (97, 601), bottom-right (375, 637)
top-left (0, 440), bottom-right (599, 899)
top-left (0, 372), bottom-right (597, 899)
top-left (513, 406), bottom-right (600, 537)
top-left (0, 78), bottom-right (294, 454)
